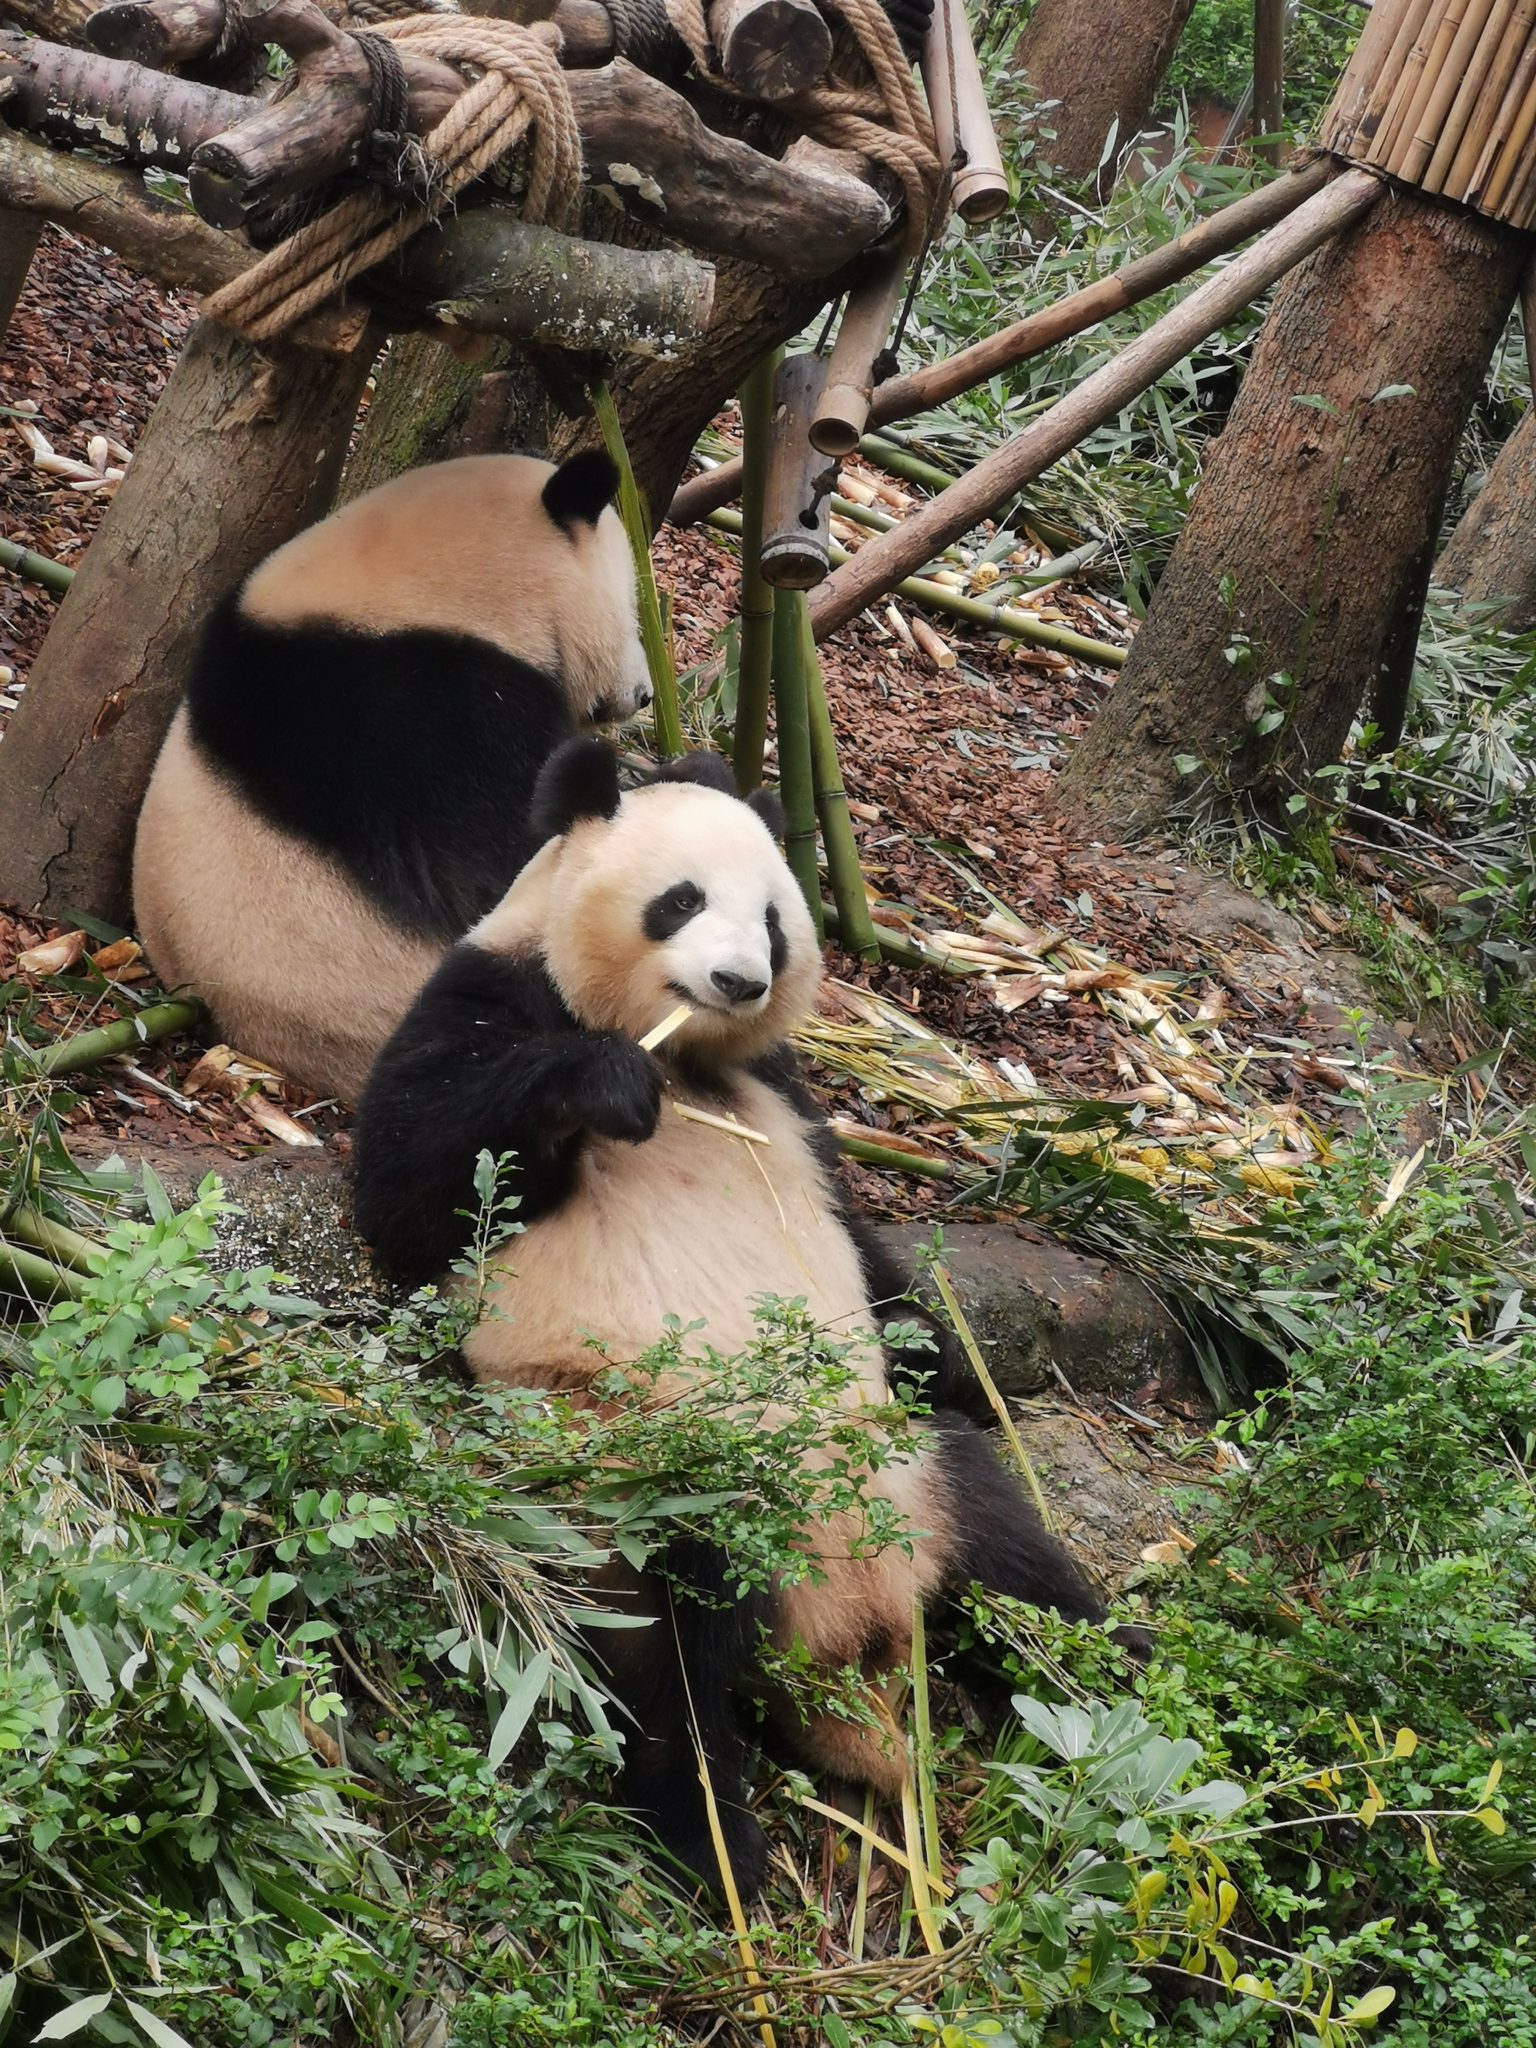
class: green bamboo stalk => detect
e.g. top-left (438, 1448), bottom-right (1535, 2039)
top-left (0, 1235), bottom-right (86, 1301)
top-left (857, 435), bottom-right (959, 495)
top-left (31, 999), bottom-right (204, 1079)
top-left (708, 509), bottom-right (1125, 668)
top-left (796, 595), bottom-right (879, 963)
top-left (820, 902), bottom-right (973, 977)
top-left (590, 380), bottom-right (683, 759)
top-left (7, 1203), bottom-right (100, 1272)
top-left (908, 1601), bottom-right (946, 1909)
top-left (0, 536), bottom-right (73, 595)
top-left (734, 349), bottom-right (780, 793)
top-left (771, 588), bottom-right (823, 938)
top-left (834, 1133), bottom-right (955, 1180)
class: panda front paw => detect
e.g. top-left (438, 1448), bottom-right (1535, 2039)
top-left (575, 1033), bottom-right (663, 1144)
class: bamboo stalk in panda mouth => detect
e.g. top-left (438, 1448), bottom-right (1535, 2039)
top-left (639, 1002), bottom-right (775, 1146)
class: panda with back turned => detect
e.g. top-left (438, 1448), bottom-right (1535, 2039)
top-left (354, 737), bottom-right (1117, 1894)
top-left (132, 451), bottom-right (651, 1103)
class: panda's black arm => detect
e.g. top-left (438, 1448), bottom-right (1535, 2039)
top-left (353, 945), bottom-right (659, 1287)
top-left (747, 1046), bottom-right (987, 1418)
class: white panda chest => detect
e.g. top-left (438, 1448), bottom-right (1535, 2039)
top-left (462, 1075), bottom-right (881, 1393)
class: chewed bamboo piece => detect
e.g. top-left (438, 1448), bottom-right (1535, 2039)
top-left (639, 1001), bottom-right (693, 1051)
top-left (673, 1102), bottom-right (774, 1146)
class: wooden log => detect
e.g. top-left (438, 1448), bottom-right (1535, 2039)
top-left (1253, 0), bottom-right (1285, 160)
top-left (762, 351), bottom-right (836, 586)
top-left (0, 0), bottom-right (93, 35)
top-left (568, 60), bottom-right (892, 272)
top-left (806, 168), bottom-right (1384, 642)
top-left (86, 0), bottom-right (266, 88)
top-left (920, 0), bottom-right (1008, 224)
top-left (389, 208), bottom-right (715, 355)
top-left (0, 28), bottom-right (249, 164)
top-left (0, 317), bottom-right (378, 919)
top-left (667, 157), bottom-right (1333, 525)
top-left (0, 124), bottom-right (364, 349)
top-left (187, 0), bottom-right (464, 228)
top-left (809, 247), bottom-right (907, 456)
top-left (709, 0), bottom-right (832, 101)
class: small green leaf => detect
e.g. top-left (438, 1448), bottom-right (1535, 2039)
top-left (125, 1998), bottom-right (198, 2048)
top-left (90, 1374), bottom-right (126, 1417)
top-left (1369, 383), bottom-right (1414, 403)
top-left (1340, 1985), bottom-right (1396, 2023)
top-left (1473, 1805), bottom-right (1506, 1835)
top-left (36, 1993), bottom-right (114, 2039)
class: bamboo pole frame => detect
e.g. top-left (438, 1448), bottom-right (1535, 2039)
top-left (734, 349), bottom-right (780, 793)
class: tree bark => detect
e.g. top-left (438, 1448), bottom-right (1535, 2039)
top-left (0, 318), bottom-right (378, 919)
top-left (340, 329), bottom-right (518, 503)
top-left (1057, 189), bottom-right (1526, 837)
top-left (1435, 404), bottom-right (1536, 629)
top-left (1010, 0), bottom-right (1197, 192)
top-left (0, 207), bottom-right (39, 342)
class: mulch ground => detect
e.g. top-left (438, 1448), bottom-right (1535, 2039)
top-left (0, 230), bottom-right (1507, 1198)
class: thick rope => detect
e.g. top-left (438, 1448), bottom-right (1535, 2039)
top-left (663, 0), bottom-right (939, 247)
top-left (202, 14), bottom-right (580, 344)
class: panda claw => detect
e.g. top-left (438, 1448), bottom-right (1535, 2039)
top-left (578, 1033), bottom-right (663, 1143)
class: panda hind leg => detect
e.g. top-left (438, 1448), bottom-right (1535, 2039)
top-left (596, 1540), bottom-right (769, 1899)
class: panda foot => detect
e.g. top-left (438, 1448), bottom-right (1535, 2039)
top-left (627, 1779), bottom-right (769, 1900)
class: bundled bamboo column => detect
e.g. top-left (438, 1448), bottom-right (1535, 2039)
top-left (762, 353), bottom-right (836, 587)
top-left (1322, 0), bottom-right (1536, 224)
top-left (733, 348), bottom-right (781, 792)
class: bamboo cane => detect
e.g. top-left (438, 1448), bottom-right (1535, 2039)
top-left (1444, 0), bottom-right (1536, 192)
top-left (31, 999), bottom-right (205, 1078)
top-left (811, 250), bottom-right (910, 457)
top-left (0, 1235), bottom-right (87, 1302)
top-left (734, 348), bottom-right (780, 794)
top-left (1476, 31), bottom-right (1536, 209)
top-left (762, 353), bottom-right (836, 587)
top-left (0, 536), bottom-right (73, 594)
top-left (1424, 0), bottom-right (1526, 189)
top-left (707, 507), bottom-right (1128, 665)
top-left (1324, 0), bottom-right (1417, 149)
top-left (921, 0), bottom-right (1010, 224)
top-left (806, 169), bottom-right (1385, 644)
top-left (1399, 0), bottom-right (1501, 183)
top-left (667, 160), bottom-right (1335, 529)
top-left (7, 1203), bottom-right (100, 1271)
top-left (1370, 0), bottom-right (1459, 165)
top-left (796, 594), bottom-right (880, 962)
top-left (770, 588), bottom-right (823, 936)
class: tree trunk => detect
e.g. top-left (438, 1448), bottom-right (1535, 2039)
top-left (0, 318), bottom-right (378, 920)
top-left (0, 208), bottom-right (39, 341)
top-left (1057, 189), bottom-right (1525, 837)
top-left (1010, 0), bottom-right (1197, 191)
top-left (1436, 405), bottom-right (1536, 629)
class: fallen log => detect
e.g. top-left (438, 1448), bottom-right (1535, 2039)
top-left (666, 155), bottom-right (1336, 524)
top-left (807, 168), bottom-right (1384, 641)
top-left (0, 27), bottom-right (248, 163)
top-left (86, 0), bottom-right (268, 88)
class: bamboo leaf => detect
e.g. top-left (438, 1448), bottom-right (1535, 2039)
top-left (36, 1994), bottom-right (114, 2038)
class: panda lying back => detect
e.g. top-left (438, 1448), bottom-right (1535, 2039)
top-left (355, 739), bottom-right (1110, 1892)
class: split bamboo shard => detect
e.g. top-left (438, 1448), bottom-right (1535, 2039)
top-left (1321, 0), bottom-right (1536, 227)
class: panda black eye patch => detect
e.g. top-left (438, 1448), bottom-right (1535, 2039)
top-left (766, 902), bottom-right (787, 976)
top-left (643, 880), bottom-right (706, 941)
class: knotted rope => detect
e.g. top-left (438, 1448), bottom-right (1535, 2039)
top-left (202, 12), bottom-right (581, 344)
top-left (663, 0), bottom-right (940, 248)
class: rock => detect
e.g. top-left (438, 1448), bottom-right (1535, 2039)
top-left (880, 1220), bottom-right (1206, 1409)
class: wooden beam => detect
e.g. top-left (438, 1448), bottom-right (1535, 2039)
top-left (806, 168), bottom-right (1384, 641)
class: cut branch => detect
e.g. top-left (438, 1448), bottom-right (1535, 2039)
top-left (668, 155), bottom-right (1334, 524)
top-left (87, 0), bottom-right (267, 89)
top-left (807, 168), bottom-right (1384, 640)
top-left (710, 0), bottom-right (832, 100)
top-left (390, 208), bottom-right (715, 354)
top-left (0, 27), bottom-right (248, 164)
top-left (0, 123), bottom-right (363, 349)
top-left (569, 60), bottom-right (892, 272)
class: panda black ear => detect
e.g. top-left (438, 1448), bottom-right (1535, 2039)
top-left (645, 751), bottom-right (737, 797)
top-left (747, 787), bottom-right (787, 840)
top-left (542, 450), bottom-right (620, 533)
top-left (532, 738), bottom-right (623, 838)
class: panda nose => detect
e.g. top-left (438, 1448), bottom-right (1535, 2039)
top-left (712, 968), bottom-right (768, 1004)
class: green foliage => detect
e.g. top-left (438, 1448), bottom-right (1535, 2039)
top-left (1165, 0), bottom-right (1358, 137)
